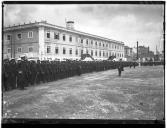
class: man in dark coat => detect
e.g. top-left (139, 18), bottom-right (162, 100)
top-left (76, 62), bottom-right (82, 76)
top-left (16, 59), bottom-right (26, 90)
top-left (118, 60), bottom-right (124, 76)
top-left (2, 59), bottom-right (10, 91)
top-left (9, 59), bottom-right (17, 89)
top-left (133, 62), bottom-right (136, 68)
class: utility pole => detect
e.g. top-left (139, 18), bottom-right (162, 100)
top-left (137, 41), bottom-right (138, 60)
top-left (11, 35), bottom-right (12, 58)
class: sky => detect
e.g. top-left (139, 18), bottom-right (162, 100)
top-left (3, 4), bottom-right (164, 53)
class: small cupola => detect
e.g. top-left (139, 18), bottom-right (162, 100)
top-left (66, 21), bottom-right (74, 30)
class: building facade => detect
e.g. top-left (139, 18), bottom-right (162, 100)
top-left (3, 21), bottom-right (125, 61)
top-left (131, 46), bottom-right (155, 62)
top-left (124, 46), bottom-right (133, 61)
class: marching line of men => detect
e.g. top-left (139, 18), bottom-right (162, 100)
top-left (140, 61), bottom-right (164, 66)
top-left (2, 57), bottom-right (140, 92)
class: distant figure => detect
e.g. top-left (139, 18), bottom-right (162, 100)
top-left (130, 62), bottom-right (132, 68)
top-left (77, 64), bottom-right (82, 76)
top-left (133, 62), bottom-right (136, 68)
top-left (118, 61), bottom-right (124, 76)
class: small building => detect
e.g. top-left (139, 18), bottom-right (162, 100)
top-left (138, 46), bottom-right (154, 62)
top-left (3, 20), bottom-right (125, 61)
top-left (124, 45), bottom-right (133, 61)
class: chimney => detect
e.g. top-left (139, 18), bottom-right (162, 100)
top-left (66, 21), bottom-right (74, 30)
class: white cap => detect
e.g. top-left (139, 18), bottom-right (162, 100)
top-left (17, 58), bottom-right (21, 61)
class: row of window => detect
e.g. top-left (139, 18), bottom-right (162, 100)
top-left (6, 31), bottom-right (123, 50)
top-left (6, 31), bottom-right (33, 40)
top-left (7, 47), bottom-right (33, 53)
top-left (46, 46), bottom-right (124, 57)
top-left (46, 31), bottom-right (123, 50)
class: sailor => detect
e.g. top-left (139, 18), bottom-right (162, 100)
top-left (117, 60), bottom-right (124, 76)
top-left (16, 58), bottom-right (26, 90)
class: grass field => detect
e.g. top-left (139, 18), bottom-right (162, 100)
top-left (2, 65), bottom-right (164, 120)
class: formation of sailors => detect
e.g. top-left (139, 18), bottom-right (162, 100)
top-left (140, 61), bottom-right (164, 66)
top-left (3, 56), bottom-right (163, 92)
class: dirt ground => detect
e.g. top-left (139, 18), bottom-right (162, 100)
top-left (2, 65), bottom-right (164, 120)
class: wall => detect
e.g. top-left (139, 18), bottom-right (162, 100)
top-left (3, 27), bottom-right (39, 59)
top-left (43, 27), bottom-right (124, 60)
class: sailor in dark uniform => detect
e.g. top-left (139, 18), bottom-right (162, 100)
top-left (16, 58), bottom-right (26, 90)
top-left (117, 60), bottom-right (124, 76)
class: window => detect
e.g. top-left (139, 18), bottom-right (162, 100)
top-left (95, 42), bottom-right (97, 46)
top-left (69, 36), bottom-right (72, 42)
top-left (28, 47), bottom-right (33, 52)
top-left (106, 52), bottom-right (108, 57)
top-left (55, 47), bottom-right (59, 54)
top-left (91, 50), bottom-right (93, 56)
top-left (47, 32), bottom-right (50, 38)
top-left (86, 39), bottom-right (88, 45)
top-left (99, 51), bottom-right (101, 57)
top-left (63, 47), bottom-right (66, 54)
top-left (115, 45), bottom-right (116, 49)
top-left (69, 48), bottom-right (72, 55)
top-left (47, 46), bottom-right (51, 53)
top-left (17, 33), bottom-right (22, 39)
top-left (17, 47), bottom-right (22, 53)
top-left (76, 49), bottom-right (78, 55)
top-left (6, 35), bottom-right (11, 40)
top-left (54, 32), bottom-right (59, 39)
top-left (106, 44), bottom-right (108, 47)
top-left (95, 51), bottom-right (97, 56)
top-left (7, 48), bottom-right (11, 53)
top-left (28, 31), bottom-right (33, 38)
top-left (103, 51), bottom-right (105, 57)
top-left (63, 34), bottom-right (66, 41)
top-left (81, 39), bottom-right (83, 43)
top-left (81, 50), bottom-right (83, 55)
top-left (86, 50), bottom-right (88, 54)
top-left (103, 44), bottom-right (105, 47)
top-left (99, 42), bottom-right (101, 46)
top-left (91, 40), bottom-right (93, 45)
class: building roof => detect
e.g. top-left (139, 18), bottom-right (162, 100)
top-left (124, 45), bottom-right (132, 49)
top-left (3, 21), bottom-right (124, 45)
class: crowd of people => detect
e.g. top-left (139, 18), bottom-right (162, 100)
top-left (140, 61), bottom-right (164, 66)
top-left (2, 57), bottom-right (138, 92)
top-left (3, 57), bottom-right (163, 92)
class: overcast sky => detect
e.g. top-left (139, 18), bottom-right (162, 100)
top-left (4, 4), bottom-right (164, 53)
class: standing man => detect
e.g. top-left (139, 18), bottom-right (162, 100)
top-left (118, 60), bottom-right (124, 76)
top-left (130, 62), bottom-right (132, 68)
top-left (133, 62), bottom-right (136, 68)
top-left (16, 58), bottom-right (26, 90)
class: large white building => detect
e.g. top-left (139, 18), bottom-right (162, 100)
top-left (3, 20), bottom-right (125, 61)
